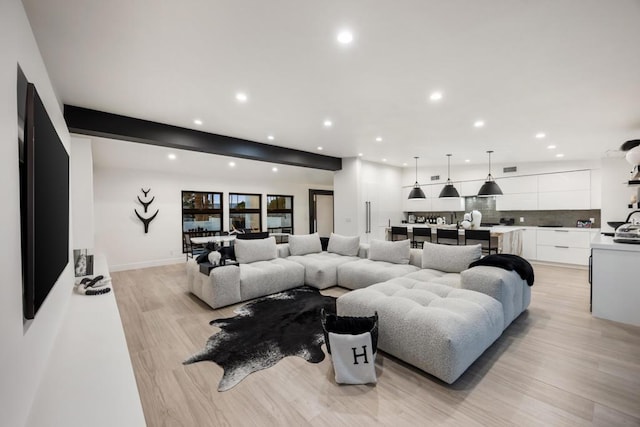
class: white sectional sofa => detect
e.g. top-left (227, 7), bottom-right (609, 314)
top-left (185, 233), bottom-right (531, 383)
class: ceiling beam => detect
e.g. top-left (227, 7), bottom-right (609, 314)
top-left (64, 105), bottom-right (342, 171)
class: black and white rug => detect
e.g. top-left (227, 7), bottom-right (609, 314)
top-left (184, 286), bottom-right (336, 391)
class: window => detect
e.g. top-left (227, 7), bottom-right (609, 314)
top-left (182, 191), bottom-right (223, 251)
top-left (267, 195), bottom-right (294, 234)
top-left (229, 193), bottom-right (262, 232)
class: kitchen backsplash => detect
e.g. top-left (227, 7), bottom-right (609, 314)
top-left (407, 196), bottom-right (601, 228)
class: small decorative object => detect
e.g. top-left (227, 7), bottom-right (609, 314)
top-left (134, 188), bottom-right (159, 233)
top-left (73, 248), bottom-right (94, 277)
top-left (576, 219), bottom-right (592, 228)
top-left (207, 251), bottom-right (221, 266)
top-left (461, 210), bottom-right (482, 229)
top-left (74, 275), bottom-right (112, 295)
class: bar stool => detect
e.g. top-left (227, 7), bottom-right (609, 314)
top-left (411, 227), bottom-right (432, 248)
top-left (391, 226), bottom-right (409, 241)
top-left (464, 229), bottom-right (498, 254)
top-left (436, 228), bottom-right (460, 245)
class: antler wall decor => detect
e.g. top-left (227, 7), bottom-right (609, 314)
top-left (135, 188), bottom-right (159, 233)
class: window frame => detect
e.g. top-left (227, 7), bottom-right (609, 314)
top-left (181, 190), bottom-right (223, 252)
top-left (266, 194), bottom-right (294, 234)
top-left (229, 192), bottom-right (263, 232)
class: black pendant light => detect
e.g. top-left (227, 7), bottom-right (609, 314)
top-left (408, 156), bottom-right (426, 199)
top-left (477, 150), bottom-right (503, 197)
top-left (439, 154), bottom-right (460, 198)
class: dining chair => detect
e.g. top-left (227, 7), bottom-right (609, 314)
top-left (464, 229), bottom-right (498, 254)
top-left (436, 228), bottom-right (460, 245)
top-left (391, 226), bottom-right (409, 242)
top-left (411, 227), bottom-right (432, 248)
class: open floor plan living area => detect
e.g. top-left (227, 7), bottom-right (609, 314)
top-left (2, 1), bottom-right (640, 426)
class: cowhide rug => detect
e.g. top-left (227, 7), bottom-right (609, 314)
top-left (184, 286), bottom-right (336, 391)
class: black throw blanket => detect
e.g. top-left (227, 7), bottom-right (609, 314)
top-left (469, 254), bottom-right (535, 286)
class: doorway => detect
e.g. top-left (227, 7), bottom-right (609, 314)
top-left (309, 189), bottom-right (334, 237)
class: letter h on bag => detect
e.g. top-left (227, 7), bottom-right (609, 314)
top-left (351, 345), bottom-right (369, 365)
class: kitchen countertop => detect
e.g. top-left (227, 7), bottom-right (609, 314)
top-left (591, 234), bottom-right (640, 252)
top-left (394, 224), bottom-right (598, 232)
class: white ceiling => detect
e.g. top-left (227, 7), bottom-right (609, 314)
top-left (24, 0), bottom-right (640, 168)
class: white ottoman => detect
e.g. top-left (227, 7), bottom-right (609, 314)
top-left (337, 276), bottom-right (504, 384)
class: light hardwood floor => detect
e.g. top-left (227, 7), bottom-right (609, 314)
top-left (112, 263), bottom-right (640, 426)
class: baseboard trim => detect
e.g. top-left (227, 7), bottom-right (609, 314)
top-left (110, 257), bottom-right (185, 272)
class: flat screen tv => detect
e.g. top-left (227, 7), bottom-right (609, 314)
top-left (18, 67), bottom-right (70, 320)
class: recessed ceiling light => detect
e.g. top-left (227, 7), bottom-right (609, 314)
top-left (317, 146), bottom-right (323, 151)
top-left (323, 119), bottom-right (333, 127)
top-left (337, 30), bottom-right (354, 45)
top-left (402, 163), bottom-right (408, 166)
top-left (535, 132), bottom-right (546, 139)
top-left (382, 158), bottom-right (387, 162)
top-left (473, 120), bottom-right (485, 128)
top-left (429, 91), bottom-right (443, 101)
top-left (272, 167), bottom-right (278, 172)
top-left (358, 153), bottom-right (363, 157)
top-left (375, 136), bottom-right (382, 142)
top-left (193, 119), bottom-right (203, 126)
top-left (229, 161), bottom-right (236, 167)
top-left (235, 92), bottom-right (248, 102)
top-left (547, 145), bottom-right (556, 149)
top-left (556, 153), bottom-right (564, 158)
top-left (465, 159), bottom-right (471, 163)
top-left (267, 135), bottom-right (275, 141)
top-left (167, 153), bottom-right (176, 160)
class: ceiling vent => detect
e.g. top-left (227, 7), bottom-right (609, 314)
top-left (430, 175), bottom-right (440, 181)
top-left (503, 166), bottom-right (517, 173)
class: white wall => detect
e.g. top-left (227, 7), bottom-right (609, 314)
top-left (334, 157), bottom-right (361, 235)
top-left (70, 137), bottom-right (94, 249)
top-left (93, 141), bottom-right (333, 271)
top-left (0, 1), bottom-right (73, 426)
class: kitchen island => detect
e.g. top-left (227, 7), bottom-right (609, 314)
top-left (590, 234), bottom-right (640, 326)
top-left (386, 224), bottom-right (524, 256)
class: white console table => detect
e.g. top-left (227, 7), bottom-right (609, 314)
top-left (26, 254), bottom-right (145, 427)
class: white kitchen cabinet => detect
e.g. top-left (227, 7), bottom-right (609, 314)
top-left (496, 193), bottom-right (538, 211)
top-left (538, 170), bottom-right (590, 192)
top-left (495, 175), bottom-right (538, 194)
top-left (536, 228), bottom-right (592, 265)
top-left (521, 227), bottom-right (537, 260)
top-left (538, 190), bottom-right (591, 210)
top-left (459, 180), bottom-right (485, 197)
top-left (591, 235), bottom-right (640, 326)
top-left (590, 168), bottom-right (602, 209)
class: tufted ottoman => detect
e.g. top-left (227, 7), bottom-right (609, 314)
top-left (337, 276), bottom-right (504, 384)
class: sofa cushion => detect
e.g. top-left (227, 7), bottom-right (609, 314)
top-left (337, 258), bottom-right (419, 290)
top-left (234, 237), bottom-right (277, 264)
top-left (288, 233), bottom-right (322, 256)
top-left (287, 252), bottom-right (359, 289)
top-left (421, 241), bottom-right (481, 273)
top-left (327, 233), bottom-right (360, 257)
top-left (403, 269), bottom-right (462, 288)
top-left (239, 258), bottom-right (305, 301)
top-left (368, 239), bottom-right (410, 264)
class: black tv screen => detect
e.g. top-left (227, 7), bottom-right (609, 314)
top-left (19, 69), bottom-right (70, 320)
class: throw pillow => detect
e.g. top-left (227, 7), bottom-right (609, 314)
top-left (327, 233), bottom-right (360, 257)
top-left (421, 241), bottom-right (482, 273)
top-left (368, 239), bottom-right (410, 264)
top-left (234, 237), bottom-right (278, 264)
top-left (288, 233), bottom-right (322, 256)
